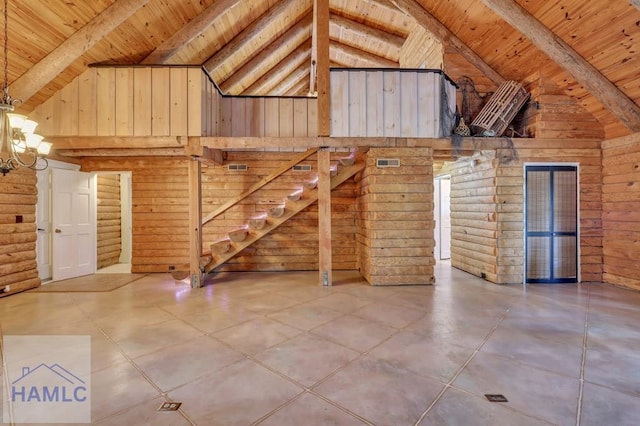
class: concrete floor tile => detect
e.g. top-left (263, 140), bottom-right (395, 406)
top-left (580, 382), bottom-right (640, 426)
top-left (420, 387), bottom-right (550, 426)
top-left (95, 396), bottom-right (191, 426)
top-left (352, 301), bottom-right (424, 329)
top-left (114, 319), bottom-right (204, 359)
top-left (267, 302), bottom-right (344, 331)
top-left (258, 392), bottom-right (367, 425)
top-left (212, 317), bottom-right (302, 355)
top-left (453, 351), bottom-right (579, 425)
top-left (168, 359), bottom-right (302, 425)
top-left (134, 335), bottom-right (243, 391)
top-left (311, 314), bottom-right (398, 352)
top-left (315, 355), bottom-right (444, 425)
top-left (255, 334), bottom-right (359, 387)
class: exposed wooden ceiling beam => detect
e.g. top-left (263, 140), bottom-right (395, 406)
top-left (272, 64), bottom-right (310, 96)
top-left (56, 148), bottom-right (185, 157)
top-left (141, 0), bottom-right (243, 64)
top-left (332, 0), bottom-right (414, 38)
top-left (203, 0), bottom-right (312, 83)
top-left (479, 0), bottom-right (640, 132)
top-left (330, 13), bottom-right (404, 61)
top-left (48, 136), bottom-right (184, 149)
top-left (243, 40), bottom-right (312, 95)
top-left (390, 0), bottom-right (505, 85)
top-left (330, 41), bottom-right (398, 68)
top-left (219, 13), bottom-right (313, 95)
top-left (10, 0), bottom-right (149, 104)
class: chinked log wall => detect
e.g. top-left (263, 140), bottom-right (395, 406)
top-left (0, 168), bottom-right (39, 296)
top-left (602, 133), bottom-right (640, 290)
top-left (449, 140), bottom-right (603, 284)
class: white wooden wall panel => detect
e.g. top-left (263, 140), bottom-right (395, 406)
top-left (330, 69), bottom-right (455, 138)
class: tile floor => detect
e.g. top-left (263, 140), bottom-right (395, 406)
top-left (1, 262), bottom-right (640, 425)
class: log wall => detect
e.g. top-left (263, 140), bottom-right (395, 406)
top-left (0, 168), bottom-right (40, 296)
top-left (521, 72), bottom-right (605, 139)
top-left (97, 174), bottom-right (122, 269)
top-left (83, 152), bottom-right (357, 273)
top-left (203, 152), bottom-right (356, 271)
top-left (449, 151), bottom-right (500, 282)
top-left (356, 147), bottom-right (435, 285)
top-left (330, 69), bottom-right (457, 138)
top-left (449, 141), bottom-right (603, 284)
top-left (602, 133), bottom-right (640, 290)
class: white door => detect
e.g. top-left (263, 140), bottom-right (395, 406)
top-left (52, 169), bottom-right (96, 281)
top-left (36, 169), bottom-right (51, 280)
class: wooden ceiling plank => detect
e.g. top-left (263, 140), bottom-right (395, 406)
top-left (141, 0), bottom-right (243, 64)
top-left (203, 0), bottom-right (311, 80)
top-left (244, 40), bottom-right (312, 95)
top-left (479, 0), bottom-right (640, 132)
top-left (10, 0), bottom-right (150, 104)
top-left (219, 13), bottom-right (313, 94)
top-left (390, 0), bottom-right (505, 85)
top-left (283, 77), bottom-right (311, 96)
top-left (272, 64), bottom-right (309, 96)
top-left (330, 41), bottom-right (398, 68)
top-left (330, 13), bottom-right (404, 60)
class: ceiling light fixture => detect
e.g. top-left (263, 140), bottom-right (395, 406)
top-left (0, 0), bottom-right (51, 176)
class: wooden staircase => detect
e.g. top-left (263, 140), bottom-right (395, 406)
top-left (203, 157), bottom-right (364, 274)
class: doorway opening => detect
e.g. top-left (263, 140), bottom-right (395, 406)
top-left (95, 172), bottom-right (132, 274)
top-left (434, 176), bottom-right (451, 262)
top-left (525, 165), bottom-right (579, 283)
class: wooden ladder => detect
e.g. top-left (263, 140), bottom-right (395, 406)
top-left (203, 158), bottom-right (364, 274)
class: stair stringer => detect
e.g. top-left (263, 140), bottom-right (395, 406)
top-left (204, 161), bottom-right (365, 274)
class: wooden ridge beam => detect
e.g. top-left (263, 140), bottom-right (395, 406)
top-left (219, 13), bottom-right (313, 94)
top-left (330, 13), bottom-right (404, 61)
top-left (203, 0), bottom-right (312, 83)
top-left (243, 40), bottom-right (312, 95)
top-left (390, 0), bottom-right (505, 85)
top-left (330, 41), bottom-right (398, 68)
top-left (11, 0), bottom-right (149, 103)
top-left (479, 0), bottom-right (640, 132)
top-left (141, 0), bottom-right (243, 64)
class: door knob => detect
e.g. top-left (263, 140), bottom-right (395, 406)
top-left (55, 229), bottom-right (62, 233)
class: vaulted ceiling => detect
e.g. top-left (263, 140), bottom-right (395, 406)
top-left (6, 0), bottom-right (640, 138)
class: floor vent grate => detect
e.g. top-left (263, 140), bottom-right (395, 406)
top-left (484, 394), bottom-right (508, 402)
top-left (158, 402), bottom-right (182, 411)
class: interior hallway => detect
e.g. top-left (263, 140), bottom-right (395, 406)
top-left (1, 263), bottom-right (639, 425)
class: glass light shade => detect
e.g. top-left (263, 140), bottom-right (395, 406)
top-left (7, 113), bottom-right (27, 129)
top-left (25, 133), bottom-right (44, 148)
top-left (13, 139), bottom-right (26, 153)
top-left (37, 141), bottom-right (52, 155)
top-left (21, 119), bottom-right (38, 134)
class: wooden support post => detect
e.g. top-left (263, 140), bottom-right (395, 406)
top-left (188, 158), bottom-right (203, 288)
top-left (316, 0), bottom-right (330, 136)
top-left (318, 147), bottom-right (332, 286)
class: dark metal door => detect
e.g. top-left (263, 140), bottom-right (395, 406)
top-left (525, 166), bottom-right (578, 283)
